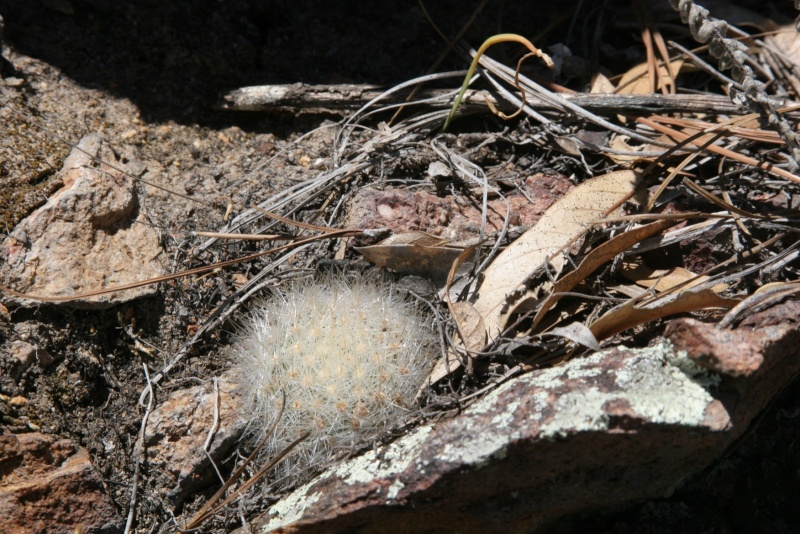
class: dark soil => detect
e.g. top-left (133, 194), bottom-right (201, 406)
top-left (1, 0), bottom-right (799, 532)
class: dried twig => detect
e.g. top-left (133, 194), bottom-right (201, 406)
top-left (124, 363), bottom-right (154, 534)
top-left (220, 83), bottom-right (746, 115)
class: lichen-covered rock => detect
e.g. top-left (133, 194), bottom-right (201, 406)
top-left (251, 300), bottom-right (800, 533)
top-left (0, 134), bottom-right (166, 309)
top-left (0, 433), bottom-right (121, 534)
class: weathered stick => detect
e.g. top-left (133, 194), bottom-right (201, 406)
top-left (219, 83), bottom-right (748, 115)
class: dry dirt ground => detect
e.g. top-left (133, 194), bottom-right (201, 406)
top-left (1, 1), bottom-right (800, 532)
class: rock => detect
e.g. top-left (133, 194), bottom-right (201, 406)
top-left (345, 173), bottom-right (573, 243)
top-left (0, 134), bottom-right (166, 309)
top-left (250, 300), bottom-right (800, 533)
top-left (144, 373), bottom-right (247, 505)
top-left (8, 341), bottom-right (56, 380)
top-left (0, 433), bottom-right (121, 534)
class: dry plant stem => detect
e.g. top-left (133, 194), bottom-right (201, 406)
top-left (633, 0), bottom-right (676, 94)
top-left (668, 0), bottom-right (800, 170)
top-left (201, 378), bottom-right (225, 487)
top-left (649, 114), bottom-right (785, 144)
top-left (667, 39), bottom-right (740, 90)
top-left (721, 281), bottom-right (800, 328)
top-left (193, 231), bottom-right (296, 241)
top-left (443, 33), bottom-right (553, 131)
top-left (474, 51), bottom-right (678, 149)
top-left (640, 112), bottom-right (767, 212)
top-left (124, 363), bottom-right (154, 534)
top-left (138, 247), bottom-right (311, 406)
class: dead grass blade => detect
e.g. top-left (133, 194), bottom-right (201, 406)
top-left (0, 229), bottom-right (361, 304)
top-left (638, 115), bottom-right (800, 184)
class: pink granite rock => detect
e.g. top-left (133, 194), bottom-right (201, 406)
top-left (0, 433), bottom-right (121, 534)
top-left (345, 173), bottom-right (574, 243)
top-left (144, 374), bottom-right (246, 504)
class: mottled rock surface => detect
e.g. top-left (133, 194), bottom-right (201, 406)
top-left (144, 374), bottom-right (246, 505)
top-left (252, 300), bottom-right (800, 533)
top-left (346, 173), bottom-right (573, 243)
top-left (0, 134), bottom-right (166, 309)
top-left (0, 433), bottom-right (121, 534)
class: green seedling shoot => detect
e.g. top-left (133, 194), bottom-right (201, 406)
top-left (443, 33), bottom-right (554, 131)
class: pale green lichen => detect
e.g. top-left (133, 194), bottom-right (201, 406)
top-left (265, 490), bottom-right (322, 530)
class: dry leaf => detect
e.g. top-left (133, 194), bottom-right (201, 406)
top-left (472, 170), bottom-right (645, 341)
top-left (544, 322), bottom-right (601, 351)
top-left (420, 351), bottom-right (463, 392)
top-left (524, 219), bottom-right (676, 332)
top-left (720, 281), bottom-right (800, 328)
top-left (767, 25), bottom-right (800, 66)
top-left (589, 289), bottom-right (739, 342)
top-left (620, 259), bottom-right (729, 293)
top-left (616, 60), bottom-right (684, 95)
top-left (607, 134), bottom-right (645, 166)
top-left (446, 245), bottom-right (485, 353)
top-left (355, 232), bottom-right (462, 280)
top-left (449, 302), bottom-right (486, 354)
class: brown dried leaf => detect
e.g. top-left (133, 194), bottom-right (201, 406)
top-left (523, 219), bottom-right (676, 332)
top-left (449, 301), bottom-right (486, 354)
top-left (589, 289), bottom-right (740, 342)
top-left (590, 72), bottom-right (616, 93)
top-left (620, 259), bottom-right (729, 293)
top-left (616, 60), bottom-right (684, 95)
top-left (421, 351), bottom-right (463, 390)
top-left (355, 232), bottom-right (461, 280)
top-left (446, 245), bottom-right (485, 353)
top-left (472, 170), bottom-right (645, 341)
top-left (423, 246), bottom-right (481, 386)
top-left (607, 135), bottom-right (644, 166)
top-left (545, 322), bottom-right (601, 352)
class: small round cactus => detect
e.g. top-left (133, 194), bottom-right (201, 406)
top-left (233, 271), bottom-right (436, 483)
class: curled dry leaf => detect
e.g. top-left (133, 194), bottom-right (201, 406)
top-left (607, 135), bottom-right (645, 166)
top-left (355, 231), bottom-right (462, 281)
top-left (589, 288), bottom-right (740, 342)
top-left (544, 322), bottom-right (601, 352)
top-left (422, 245), bottom-right (481, 387)
top-left (445, 245), bottom-right (485, 354)
top-left (471, 170), bottom-right (645, 341)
